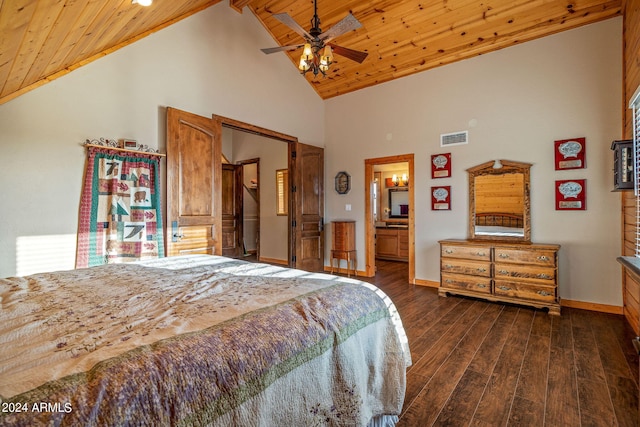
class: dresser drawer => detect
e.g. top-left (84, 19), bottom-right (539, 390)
top-left (493, 247), bottom-right (556, 266)
top-left (494, 263), bottom-right (556, 284)
top-left (442, 259), bottom-right (491, 277)
top-left (494, 280), bottom-right (556, 302)
top-left (441, 273), bottom-right (492, 294)
top-left (441, 244), bottom-right (491, 261)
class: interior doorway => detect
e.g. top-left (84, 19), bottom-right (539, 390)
top-left (364, 154), bottom-right (415, 284)
top-left (219, 126), bottom-right (288, 265)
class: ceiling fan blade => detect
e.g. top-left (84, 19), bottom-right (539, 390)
top-left (272, 13), bottom-right (312, 40)
top-left (319, 14), bottom-right (362, 42)
top-left (328, 43), bottom-right (368, 64)
top-left (261, 44), bottom-right (305, 54)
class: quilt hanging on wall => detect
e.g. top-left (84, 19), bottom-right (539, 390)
top-left (76, 146), bottom-right (164, 268)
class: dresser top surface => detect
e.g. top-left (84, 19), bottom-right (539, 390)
top-left (439, 239), bottom-right (560, 250)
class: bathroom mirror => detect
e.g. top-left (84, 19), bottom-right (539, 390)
top-left (388, 188), bottom-right (409, 218)
top-left (468, 160), bottom-right (531, 242)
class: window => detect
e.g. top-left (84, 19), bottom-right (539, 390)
top-left (276, 169), bottom-right (288, 216)
top-left (632, 87), bottom-right (640, 256)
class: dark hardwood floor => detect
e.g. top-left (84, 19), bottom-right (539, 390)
top-left (357, 259), bottom-right (640, 427)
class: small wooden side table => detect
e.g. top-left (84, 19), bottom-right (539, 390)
top-left (331, 220), bottom-right (357, 277)
top-left (331, 249), bottom-right (357, 277)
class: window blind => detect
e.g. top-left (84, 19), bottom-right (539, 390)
top-left (276, 169), bottom-right (288, 216)
top-left (632, 88), bottom-right (640, 256)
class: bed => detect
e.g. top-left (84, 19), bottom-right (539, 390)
top-left (0, 255), bottom-right (411, 426)
top-left (475, 212), bottom-right (524, 237)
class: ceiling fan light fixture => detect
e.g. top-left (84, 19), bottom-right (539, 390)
top-left (262, 0), bottom-right (366, 78)
top-left (132, 0), bottom-right (153, 6)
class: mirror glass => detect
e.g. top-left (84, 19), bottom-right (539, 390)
top-left (389, 188), bottom-right (409, 218)
top-left (468, 160), bottom-right (531, 242)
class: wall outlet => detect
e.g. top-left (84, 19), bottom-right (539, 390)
top-left (345, 204), bottom-right (352, 211)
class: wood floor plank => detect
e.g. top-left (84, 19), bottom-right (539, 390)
top-left (473, 341), bottom-right (528, 425)
top-left (409, 301), bottom-right (487, 379)
top-left (432, 369), bottom-right (489, 426)
top-left (572, 325), bottom-right (607, 382)
top-left (514, 333), bottom-right (550, 404)
top-left (400, 347), bottom-right (475, 426)
top-left (607, 375), bottom-right (640, 427)
top-left (544, 346), bottom-right (581, 426)
top-left (467, 305), bottom-right (519, 375)
top-left (577, 379), bottom-right (617, 426)
top-left (508, 396), bottom-right (545, 426)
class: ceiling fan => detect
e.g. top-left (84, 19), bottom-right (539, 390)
top-left (260, 0), bottom-right (368, 77)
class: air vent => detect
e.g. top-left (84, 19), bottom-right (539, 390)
top-left (440, 131), bottom-right (468, 147)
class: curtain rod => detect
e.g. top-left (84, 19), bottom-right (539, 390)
top-left (84, 143), bottom-right (166, 157)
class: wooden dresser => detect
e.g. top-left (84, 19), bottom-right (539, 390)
top-left (439, 239), bottom-right (561, 315)
top-left (331, 220), bottom-right (357, 277)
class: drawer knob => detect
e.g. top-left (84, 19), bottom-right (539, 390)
top-left (477, 284), bottom-right (486, 288)
top-left (498, 253), bottom-right (509, 259)
top-left (445, 249), bottom-right (454, 254)
top-left (477, 268), bottom-right (486, 273)
top-left (537, 290), bottom-right (551, 296)
top-left (445, 264), bottom-right (453, 268)
top-left (498, 270), bottom-right (508, 275)
top-left (537, 274), bottom-right (551, 280)
top-left (476, 252), bottom-right (486, 256)
top-left (537, 256), bottom-right (549, 261)
top-left (498, 286), bottom-right (511, 291)
top-left (445, 279), bottom-right (453, 284)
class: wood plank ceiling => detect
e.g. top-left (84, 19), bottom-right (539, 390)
top-left (0, 0), bottom-right (622, 105)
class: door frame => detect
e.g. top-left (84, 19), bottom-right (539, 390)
top-left (212, 114), bottom-right (298, 267)
top-left (364, 154), bottom-right (415, 283)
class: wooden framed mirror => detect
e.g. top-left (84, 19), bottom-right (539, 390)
top-left (468, 159), bottom-right (531, 242)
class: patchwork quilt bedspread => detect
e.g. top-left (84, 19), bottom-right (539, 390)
top-left (0, 255), bottom-right (410, 426)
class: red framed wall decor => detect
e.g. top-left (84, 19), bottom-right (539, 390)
top-left (431, 186), bottom-right (451, 210)
top-left (554, 137), bottom-right (586, 170)
top-left (431, 153), bottom-right (451, 178)
top-left (555, 179), bottom-right (586, 210)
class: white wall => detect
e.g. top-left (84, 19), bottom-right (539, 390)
top-left (0, 3), bottom-right (324, 278)
top-left (325, 18), bottom-right (623, 307)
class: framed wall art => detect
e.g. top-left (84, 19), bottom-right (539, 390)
top-left (431, 186), bottom-right (451, 210)
top-left (431, 153), bottom-right (451, 178)
top-left (334, 171), bottom-right (351, 194)
top-left (121, 139), bottom-right (138, 149)
top-left (555, 179), bottom-right (586, 210)
top-left (554, 137), bottom-right (586, 170)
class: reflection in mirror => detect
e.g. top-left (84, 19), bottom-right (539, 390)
top-left (389, 188), bottom-right (409, 218)
top-left (475, 174), bottom-right (524, 237)
top-left (468, 160), bottom-right (531, 242)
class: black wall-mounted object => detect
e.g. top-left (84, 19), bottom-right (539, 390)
top-left (611, 139), bottom-right (634, 191)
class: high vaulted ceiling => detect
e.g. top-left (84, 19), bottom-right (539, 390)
top-left (0, 0), bottom-right (622, 105)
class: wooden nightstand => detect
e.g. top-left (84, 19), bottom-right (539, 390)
top-left (330, 220), bottom-right (356, 277)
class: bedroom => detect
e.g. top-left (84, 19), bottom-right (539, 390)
top-left (0, 0), bottom-right (638, 425)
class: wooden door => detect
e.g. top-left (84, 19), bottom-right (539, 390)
top-left (166, 107), bottom-right (221, 256)
top-left (292, 142), bottom-right (324, 271)
top-left (221, 163), bottom-right (243, 257)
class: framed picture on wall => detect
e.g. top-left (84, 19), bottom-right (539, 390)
top-left (554, 137), bottom-right (586, 170)
top-left (431, 153), bottom-right (451, 178)
top-left (431, 186), bottom-right (451, 210)
top-left (555, 179), bottom-right (586, 210)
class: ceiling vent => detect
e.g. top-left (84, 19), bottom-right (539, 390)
top-left (440, 131), bottom-right (468, 147)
